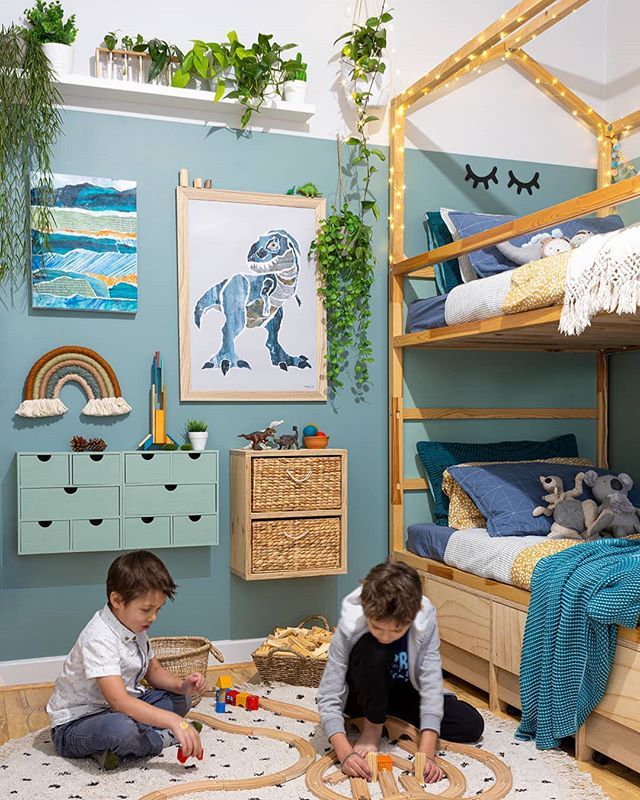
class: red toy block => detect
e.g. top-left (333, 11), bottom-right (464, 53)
top-left (177, 748), bottom-right (204, 764)
top-left (225, 689), bottom-right (239, 706)
top-left (246, 694), bottom-right (259, 711)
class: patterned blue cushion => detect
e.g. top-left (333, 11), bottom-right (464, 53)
top-left (448, 462), bottom-right (640, 537)
top-left (416, 434), bottom-right (579, 527)
top-left (446, 211), bottom-right (625, 279)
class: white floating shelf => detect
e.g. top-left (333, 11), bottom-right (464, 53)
top-left (55, 74), bottom-right (316, 126)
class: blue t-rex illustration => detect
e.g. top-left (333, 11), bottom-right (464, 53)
top-left (193, 230), bottom-right (312, 376)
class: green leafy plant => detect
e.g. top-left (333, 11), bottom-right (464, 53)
top-left (335, 5), bottom-right (391, 220)
top-left (131, 37), bottom-right (183, 83)
top-left (23, 0), bottom-right (77, 45)
top-left (180, 443), bottom-right (193, 451)
top-left (310, 204), bottom-right (374, 396)
top-left (223, 31), bottom-right (296, 127)
top-left (281, 51), bottom-right (307, 82)
top-left (172, 39), bottom-right (214, 89)
top-left (103, 30), bottom-right (118, 51)
top-left (186, 419), bottom-right (208, 433)
top-left (0, 24), bottom-right (62, 284)
top-left (162, 443), bottom-right (178, 451)
top-left (310, 4), bottom-right (391, 399)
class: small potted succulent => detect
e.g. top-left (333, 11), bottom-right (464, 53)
top-left (186, 419), bottom-right (208, 451)
top-left (282, 52), bottom-right (307, 104)
top-left (24, 0), bottom-right (78, 76)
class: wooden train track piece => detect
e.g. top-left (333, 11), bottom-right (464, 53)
top-left (350, 776), bottom-right (372, 799)
top-left (307, 716), bottom-right (512, 800)
top-left (137, 708), bottom-right (315, 800)
top-left (379, 769), bottom-right (400, 796)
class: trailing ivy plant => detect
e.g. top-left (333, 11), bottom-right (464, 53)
top-left (0, 24), bottom-right (62, 284)
top-left (310, 4), bottom-right (392, 400)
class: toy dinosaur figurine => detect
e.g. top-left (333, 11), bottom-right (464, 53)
top-left (272, 425), bottom-right (299, 450)
top-left (238, 420), bottom-right (283, 451)
top-left (193, 230), bottom-right (312, 375)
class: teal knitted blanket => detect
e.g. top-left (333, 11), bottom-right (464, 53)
top-left (516, 538), bottom-right (640, 749)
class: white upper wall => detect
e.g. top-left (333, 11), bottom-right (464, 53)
top-left (605, 0), bottom-right (640, 159)
top-left (2, 0), bottom-right (612, 167)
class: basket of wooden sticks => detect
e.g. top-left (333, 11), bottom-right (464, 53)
top-left (251, 615), bottom-right (334, 687)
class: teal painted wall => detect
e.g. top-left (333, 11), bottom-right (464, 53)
top-left (0, 110), bottom-right (597, 659)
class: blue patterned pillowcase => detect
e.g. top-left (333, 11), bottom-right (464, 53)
top-left (446, 212), bottom-right (624, 279)
top-left (416, 434), bottom-right (579, 527)
top-left (448, 462), bottom-right (640, 537)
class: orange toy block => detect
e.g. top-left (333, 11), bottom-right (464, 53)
top-left (235, 691), bottom-right (249, 708)
top-left (377, 754), bottom-right (393, 772)
top-left (215, 674), bottom-right (233, 690)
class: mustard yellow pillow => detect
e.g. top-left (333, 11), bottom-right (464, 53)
top-left (443, 457), bottom-right (592, 530)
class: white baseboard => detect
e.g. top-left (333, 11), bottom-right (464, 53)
top-left (0, 638), bottom-right (263, 687)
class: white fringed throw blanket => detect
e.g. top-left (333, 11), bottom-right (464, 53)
top-left (560, 222), bottom-right (640, 335)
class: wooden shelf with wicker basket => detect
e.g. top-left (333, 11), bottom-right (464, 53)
top-left (230, 448), bottom-right (348, 580)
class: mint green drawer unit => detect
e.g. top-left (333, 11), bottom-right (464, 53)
top-left (19, 453), bottom-right (69, 488)
top-left (124, 516), bottom-right (171, 549)
top-left (124, 484), bottom-right (216, 517)
top-left (72, 519), bottom-right (121, 552)
top-left (171, 452), bottom-right (218, 484)
top-left (125, 452), bottom-right (172, 485)
top-left (21, 486), bottom-right (120, 521)
top-left (72, 453), bottom-right (121, 485)
top-left (173, 514), bottom-right (218, 547)
top-left (20, 520), bottom-right (70, 554)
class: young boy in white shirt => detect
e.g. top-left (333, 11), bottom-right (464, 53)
top-left (47, 550), bottom-right (205, 769)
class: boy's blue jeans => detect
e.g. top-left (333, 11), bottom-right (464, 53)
top-left (51, 689), bottom-right (190, 760)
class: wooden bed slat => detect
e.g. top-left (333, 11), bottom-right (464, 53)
top-left (403, 407), bottom-right (597, 420)
top-left (392, 174), bottom-right (640, 277)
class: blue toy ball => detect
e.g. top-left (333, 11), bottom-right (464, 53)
top-left (303, 424), bottom-right (318, 437)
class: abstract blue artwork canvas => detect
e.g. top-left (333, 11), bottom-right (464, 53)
top-left (30, 173), bottom-right (137, 313)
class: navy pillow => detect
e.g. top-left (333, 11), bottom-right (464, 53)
top-left (416, 434), bottom-right (579, 526)
top-left (448, 462), bottom-right (640, 537)
top-left (426, 211), bottom-right (463, 294)
top-left (446, 211), bottom-right (624, 279)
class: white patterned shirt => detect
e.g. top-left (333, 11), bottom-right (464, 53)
top-left (47, 604), bottom-right (154, 728)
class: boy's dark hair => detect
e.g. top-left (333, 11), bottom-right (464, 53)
top-left (107, 551), bottom-right (177, 604)
top-left (360, 560), bottom-right (422, 624)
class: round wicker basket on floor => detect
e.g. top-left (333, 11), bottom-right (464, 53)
top-left (252, 615), bottom-right (334, 688)
top-left (150, 636), bottom-right (224, 706)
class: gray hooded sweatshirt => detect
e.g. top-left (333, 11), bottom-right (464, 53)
top-left (317, 586), bottom-right (449, 740)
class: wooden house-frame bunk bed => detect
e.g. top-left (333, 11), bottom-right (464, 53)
top-left (388, 0), bottom-right (640, 774)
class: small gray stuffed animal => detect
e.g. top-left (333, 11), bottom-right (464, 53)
top-left (583, 470), bottom-right (640, 538)
top-left (532, 473), bottom-right (590, 540)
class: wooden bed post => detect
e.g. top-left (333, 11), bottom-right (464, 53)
top-left (389, 98), bottom-right (406, 556)
top-left (596, 352), bottom-right (609, 468)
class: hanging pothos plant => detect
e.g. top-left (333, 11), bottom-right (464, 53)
top-left (310, 4), bottom-right (391, 401)
top-left (0, 24), bottom-right (62, 284)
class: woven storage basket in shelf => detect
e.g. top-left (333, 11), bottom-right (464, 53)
top-left (251, 516), bottom-right (342, 574)
top-left (150, 636), bottom-right (224, 706)
top-left (251, 455), bottom-right (342, 513)
top-left (252, 615), bottom-right (334, 687)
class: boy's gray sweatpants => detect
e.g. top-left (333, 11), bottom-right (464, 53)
top-left (51, 689), bottom-right (190, 760)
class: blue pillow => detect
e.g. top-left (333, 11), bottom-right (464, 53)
top-left (448, 462), bottom-right (640, 537)
top-left (416, 434), bottom-right (579, 526)
top-left (426, 211), bottom-right (462, 294)
top-left (446, 211), bottom-right (624, 279)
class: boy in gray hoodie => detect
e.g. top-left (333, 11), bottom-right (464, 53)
top-left (317, 560), bottom-right (483, 783)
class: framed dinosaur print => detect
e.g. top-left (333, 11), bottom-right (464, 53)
top-left (177, 187), bottom-right (327, 401)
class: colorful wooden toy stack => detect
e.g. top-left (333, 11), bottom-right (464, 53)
top-left (213, 675), bottom-right (260, 713)
top-left (215, 674), bottom-right (233, 713)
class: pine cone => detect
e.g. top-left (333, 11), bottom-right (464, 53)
top-left (70, 435), bottom-right (89, 452)
top-left (86, 437), bottom-right (107, 452)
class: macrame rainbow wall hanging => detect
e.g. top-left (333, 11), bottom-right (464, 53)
top-left (16, 346), bottom-right (132, 418)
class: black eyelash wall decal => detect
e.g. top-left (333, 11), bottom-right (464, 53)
top-left (507, 170), bottom-right (540, 195)
top-left (465, 163), bottom-right (498, 190)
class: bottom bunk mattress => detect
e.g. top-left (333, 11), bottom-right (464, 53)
top-left (407, 526), bottom-right (640, 590)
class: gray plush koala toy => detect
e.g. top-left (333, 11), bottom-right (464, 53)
top-left (532, 473), bottom-right (590, 540)
top-left (583, 470), bottom-right (640, 538)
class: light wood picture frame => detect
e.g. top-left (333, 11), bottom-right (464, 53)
top-left (177, 188), bottom-right (327, 401)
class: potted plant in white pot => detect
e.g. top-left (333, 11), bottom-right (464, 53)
top-left (24, 0), bottom-right (77, 77)
top-left (282, 52), bottom-right (307, 104)
top-left (186, 419), bottom-right (208, 451)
